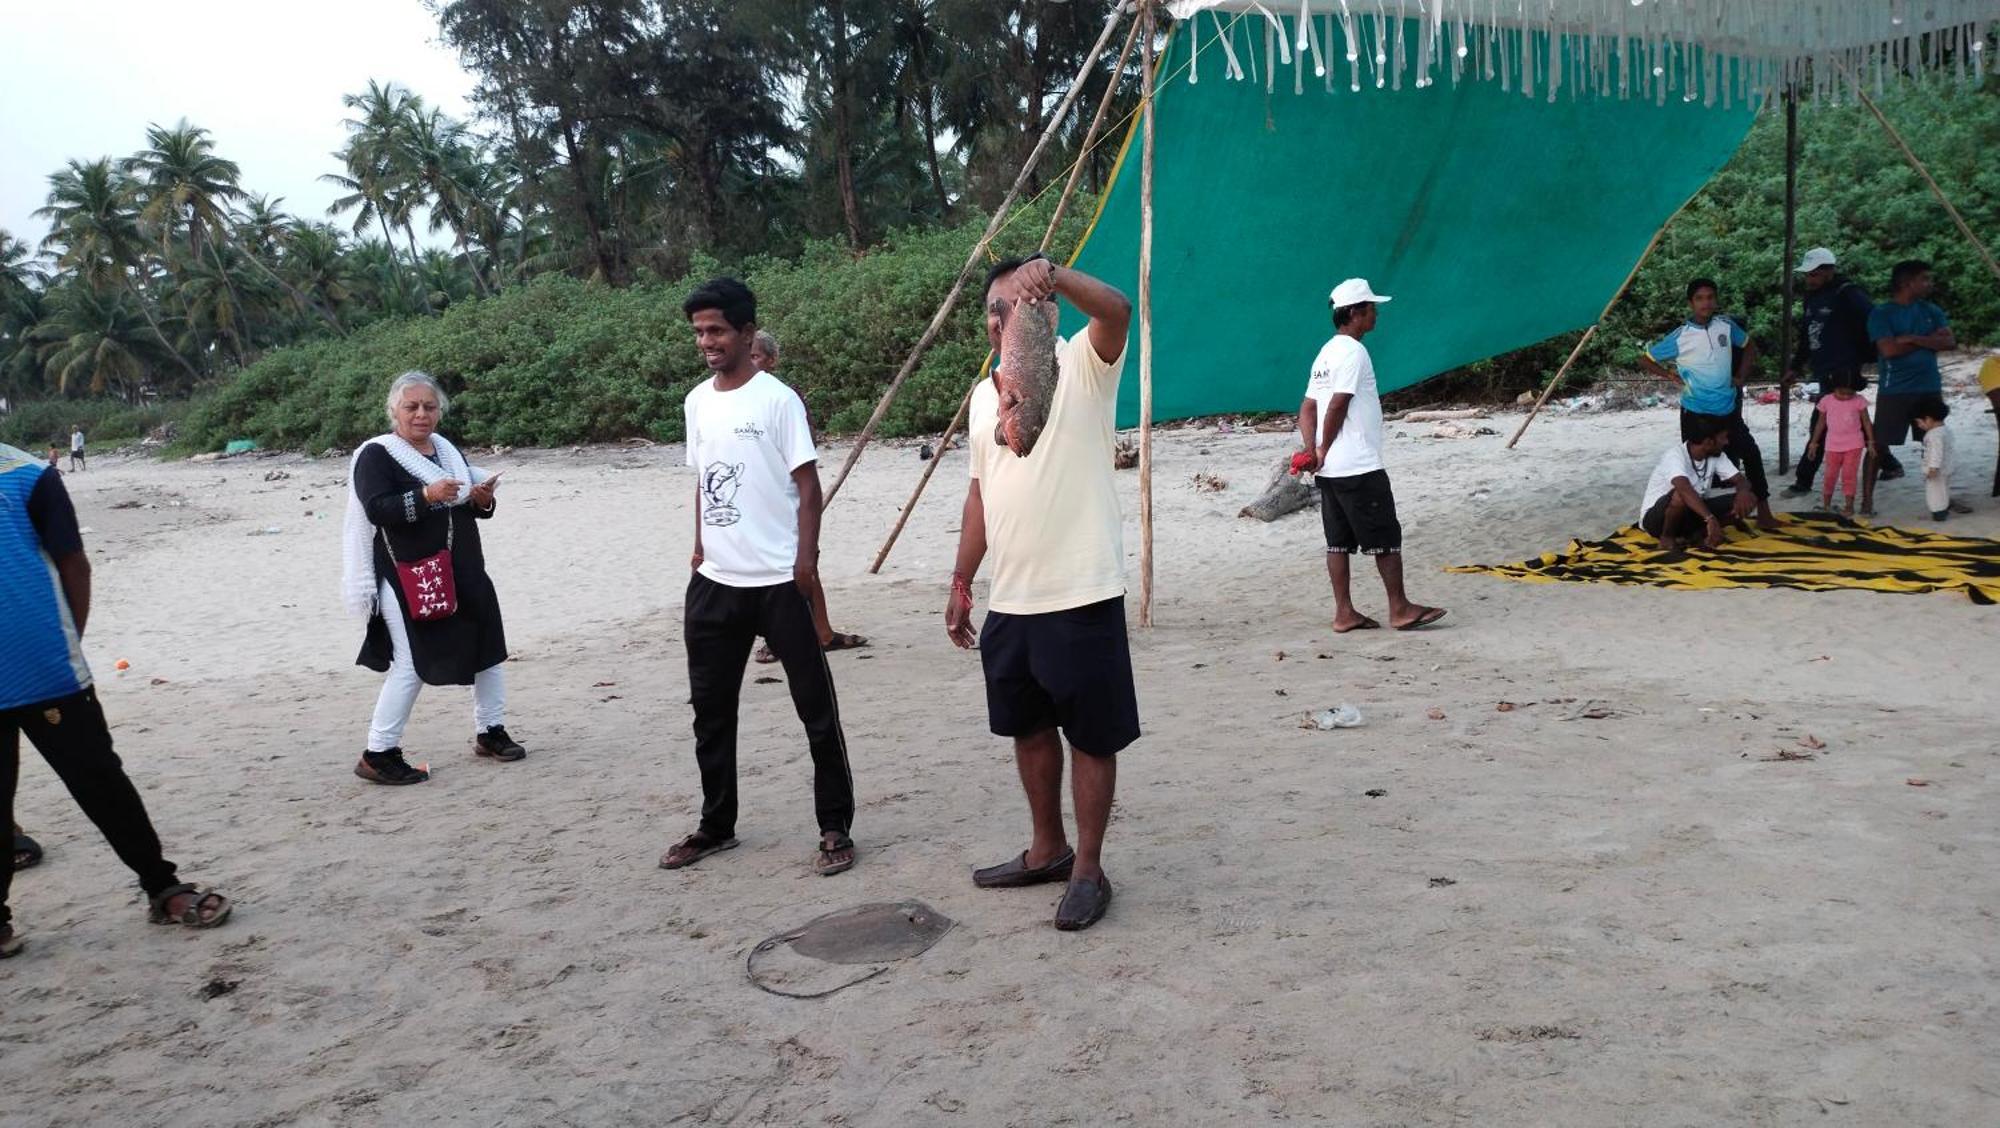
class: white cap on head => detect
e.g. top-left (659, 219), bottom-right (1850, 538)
top-left (1795, 247), bottom-right (1837, 273)
top-left (1328, 278), bottom-right (1393, 307)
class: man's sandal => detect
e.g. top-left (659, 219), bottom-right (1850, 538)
top-left (148, 884), bottom-right (232, 929)
top-left (815, 834), bottom-right (857, 876)
top-left (660, 832), bottom-right (738, 870)
top-left (12, 826), bottom-right (43, 870)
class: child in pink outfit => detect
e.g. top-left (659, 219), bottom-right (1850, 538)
top-left (1806, 374), bottom-right (1873, 516)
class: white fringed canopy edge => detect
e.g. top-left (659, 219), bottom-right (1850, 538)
top-left (1162, 0), bottom-right (1997, 104)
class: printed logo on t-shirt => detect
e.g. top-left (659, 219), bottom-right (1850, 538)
top-left (701, 461), bottom-right (745, 527)
top-left (733, 422), bottom-right (766, 441)
top-left (1715, 331), bottom-right (1729, 348)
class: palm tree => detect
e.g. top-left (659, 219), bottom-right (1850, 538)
top-left (0, 229), bottom-right (47, 297)
top-left (34, 159), bottom-right (200, 382)
top-left (279, 222), bottom-right (353, 330)
top-left (123, 119), bottom-right (253, 361)
top-left (234, 194), bottom-right (290, 258)
top-left (325, 82), bottom-right (420, 264)
top-left (0, 282), bottom-right (49, 399)
top-left (396, 106), bottom-right (493, 296)
top-left (31, 283), bottom-right (169, 398)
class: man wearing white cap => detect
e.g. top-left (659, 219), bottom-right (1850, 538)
top-left (1296, 279), bottom-right (1447, 633)
top-left (1783, 248), bottom-right (1889, 497)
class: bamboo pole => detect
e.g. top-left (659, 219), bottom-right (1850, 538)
top-left (1777, 86), bottom-right (1798, 473)
top-left (822, 1), bottom-right (1130, 509)
top-left (1845, 66), bottom-right (2000, 286)
top-left (1137, 0), bottom-right (1158, 627)
top-left (1507, 215), bottom-right (1680, 449)
top-left (868, 16), bottom-right (1145, 575)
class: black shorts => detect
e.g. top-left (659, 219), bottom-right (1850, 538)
top-left (1640, 491), bottom-right (1737, 538)
top-left (979, 596), bottom-right (1140, 756)
top-left (1317, 469), bottom-right (1402, 555)
top-left (1874, 392), bottom-right (1925, 446)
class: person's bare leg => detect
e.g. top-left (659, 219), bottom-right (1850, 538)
top-left (1069, 746), bottom-right (1116, 882)
top-left (1375, 552), bottom-right (1443, 627)
top-left (1861, 447), bottom-right (1879, 515)
top-left (1325, 551), bottom-right (1369, 631)
top-left (1015, 729), bottom-right (1069, 869)
top-left (1658, 493), bottom-right (1690, 550)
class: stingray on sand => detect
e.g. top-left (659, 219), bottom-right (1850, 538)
top-left (745, 901), bottom-right (955, 999)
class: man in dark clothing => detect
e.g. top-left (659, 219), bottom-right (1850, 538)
top-left (2, 442), bottom-right (232, 957)
top-left (1783, 248), bottom-right (1898, 495)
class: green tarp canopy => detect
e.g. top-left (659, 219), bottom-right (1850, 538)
top-left (1067, 15), bottom-right (1754, 425)
top-left (1062, 2), bottom-right (1992, 425)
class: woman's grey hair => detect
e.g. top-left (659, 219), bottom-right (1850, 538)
top-left (385, 370), bottom-right (450, 424)
top-left (753, 330), bottom-right (781, 363)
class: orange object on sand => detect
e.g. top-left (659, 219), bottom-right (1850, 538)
top-left (114, 659), bottom-right (130, 670)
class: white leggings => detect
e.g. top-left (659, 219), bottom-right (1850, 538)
top-left (368, 580), bottom-right (505, 752)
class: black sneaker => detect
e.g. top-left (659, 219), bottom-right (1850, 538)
top-left (475, 726), bottom-right (526, 762)
top-left (1879, 463), bottom-right (1906, 481)
top-left (355, 748), bottom-right (430, 785)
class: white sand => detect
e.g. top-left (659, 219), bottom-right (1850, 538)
top-left (3, 370), bottom-right (1997, 1126)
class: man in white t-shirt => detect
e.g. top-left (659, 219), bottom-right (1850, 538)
top-left (1639, 411), bottom-right (1754, 551)
top-left (1297, 278), bottom-right (1446, 634)
top-left (945, 253), bottom-right (1133, 932)
top-left (660, 278), bottom-right (856, 878)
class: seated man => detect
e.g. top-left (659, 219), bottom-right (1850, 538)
top-left (1639, 412), bottom-right (1755, 551)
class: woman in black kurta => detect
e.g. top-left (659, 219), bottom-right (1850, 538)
top-left (346, 372), bottom-right (524, 785)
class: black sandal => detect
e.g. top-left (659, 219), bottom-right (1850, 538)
top-left (12, 825), bottom-right (43, 870)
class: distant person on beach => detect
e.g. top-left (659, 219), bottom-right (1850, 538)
top-left (1981, 354), bottom-right (2000, 498)
top-left (661, 278), bottom-right (856, 877)
top-left (945, 253), bottom-right (1135, 931)
top-left (1784, 248), bottom-right (1892, 497)
top-left (1296, 278), bottom-right (1447, 634)
top-left (1866, 260), bottom-right (1954, 516)
top-left (68, 425), bottom-right (85, 472)
top-left (341, 371), bottom-right (522, 786)
top-left (1912, 398), bottom-right (1971, 521)
top-left (2, 441), bottom-right (232, 958)
top-left (748, 329), bottom-right (867, 665)
top-left (1639, 412), bottom-right (1755, 551)
top-left (1803, 370), bottom-right (1873, 517)
top-left (46, 444), bottom-right (59, 471)
top-left (1640, 278), bottom-right (1779, 531)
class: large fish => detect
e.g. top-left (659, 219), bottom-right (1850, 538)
top-left (993, 298), bottom-right (1060, 457)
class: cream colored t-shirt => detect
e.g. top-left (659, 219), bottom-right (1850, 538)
top-left (969, 331), bottom-right (1127, 615)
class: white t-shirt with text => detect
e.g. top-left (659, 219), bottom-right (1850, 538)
top-left (1639, 443), bottom-right (1740, 522)
top-left (684, 371), bottom-right (817, 587)
top-left (1304, 335), bottom-right (1385, 479)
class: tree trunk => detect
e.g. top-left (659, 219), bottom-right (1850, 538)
top-left (123, 275), bottom-right (203, 384)
top-left (559, 120), bottom-right (619, 284)
top-left (831, 0), bottom-right (866, 249)
top-left (914, 50), bottom-right (952, 218)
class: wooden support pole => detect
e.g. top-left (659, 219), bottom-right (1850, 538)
top-left (1507, 215), bottom-right (1679, 449)
top-left (822, 1), bottom-right (1129, 509)
top-left (1137, 0), bottom-right (1158, 627)
top-left (868, 14), bottom-right (1144, 575)
top-left (1777, 86), bottom-right (1798, 474)
top-left (1847, 68), bottom-right (2000, 286)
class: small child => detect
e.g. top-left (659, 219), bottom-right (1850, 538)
top-left (1805, 371), bottom-right (1872, 516)
top-left (1912, 397), bottom-right (1971, 520)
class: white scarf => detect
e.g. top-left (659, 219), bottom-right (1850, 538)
top-left (340, 433), bottom-right (489, 618)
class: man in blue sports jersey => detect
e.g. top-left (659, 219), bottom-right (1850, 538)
top-left (1639, 278), bottom-right (1779, 531)
top-left (1864, 259), bottom-right (1955, 516)
top-left (1, 443), bottom-right (231, 957)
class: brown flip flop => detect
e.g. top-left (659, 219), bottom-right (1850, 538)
top-left (1395, 607), bottom-right (1447, 631)
top-left (660, 832), bottom-right (739, 870)
top-left (1333, 616), bottom-right (1381, 634)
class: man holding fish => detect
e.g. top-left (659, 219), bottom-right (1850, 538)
top-left (945, 253), bottom-right (1134, 932)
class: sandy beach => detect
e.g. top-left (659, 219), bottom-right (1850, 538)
top-left (3, 370), bottom-right (1998, 1126)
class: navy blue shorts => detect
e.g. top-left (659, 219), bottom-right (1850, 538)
top-left (979, 596), bottom-right (1140, 756)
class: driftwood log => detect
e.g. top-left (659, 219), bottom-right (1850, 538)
top-left (1391, 408), bottom-right (1489, 423)
top-left (1239, 457), bottom-right (1317, 522)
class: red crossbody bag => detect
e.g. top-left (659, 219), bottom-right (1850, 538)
top-left (381, 508), bottom-right (457, 620)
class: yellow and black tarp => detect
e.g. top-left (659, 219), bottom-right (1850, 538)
top-left (1450, 513), bottom-right (2000, 604)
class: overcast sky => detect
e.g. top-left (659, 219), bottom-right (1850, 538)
top-left (0, 0), bottom-right (478, 256)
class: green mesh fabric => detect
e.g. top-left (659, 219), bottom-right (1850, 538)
top-left (1063, 20), bottom-right (1755, 426)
